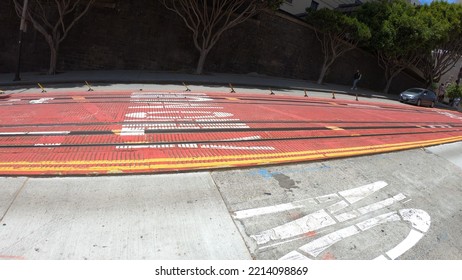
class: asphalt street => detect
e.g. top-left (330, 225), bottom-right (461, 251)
top-left (0, 81), bottom-right (461, 260)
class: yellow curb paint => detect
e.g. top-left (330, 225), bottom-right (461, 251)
top-left (226, 97), bottom-right (240, 101)
top-left (0, 154), bottom-right (324, 173)
top-left (107, 169), bottom-right (124, 174)
top-left (1, 136), bottom-right (462, 174)
top-left (1, 136), bottom-right (461, 168)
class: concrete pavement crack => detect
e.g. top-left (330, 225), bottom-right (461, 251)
top-left (207, 171), bottom-right (254, 259)
top-left (0, 178), bottom-right (29, 223)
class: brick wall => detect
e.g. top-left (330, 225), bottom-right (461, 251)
top-left (0, 0), bottom-right (424, 93)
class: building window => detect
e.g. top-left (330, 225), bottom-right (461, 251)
top-left (310, 1), bottom-right (319, 11)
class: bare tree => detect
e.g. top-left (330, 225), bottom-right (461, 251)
top-left (378, 51), bottom-right (422, 94)
top-left (418, 1), bottom-right (462, 86)
top-left (159, 0), bottom-right (282, 74)
top-left (306, 9), bottom-right (370, 85)
top-left (12, 0), bottom-right (95, 75)
top-left (422, 41), bottom-right (462, 86)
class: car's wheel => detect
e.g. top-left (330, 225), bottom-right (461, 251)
top-left (417, 99), bottom-right (421, 106)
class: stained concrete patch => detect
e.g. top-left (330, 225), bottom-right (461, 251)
top-left (273, 174), bottom-right (299, 190)
top-left (0, 173), bottom-right (250, 260)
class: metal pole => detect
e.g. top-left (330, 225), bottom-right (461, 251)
top-left (14, 0), bottom-right (29, 81)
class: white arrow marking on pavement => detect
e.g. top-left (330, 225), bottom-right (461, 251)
top-left (240, 181), bottom-right (430, 260)
top-left (251, 184), bottom-right (406, 245)
top-left (279, 208), bottom-right (431, 260)
top-left (252, 209), bottom-right (337, 245)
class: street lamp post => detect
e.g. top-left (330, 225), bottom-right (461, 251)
top-left (14, 0), bottom-right (29, 81)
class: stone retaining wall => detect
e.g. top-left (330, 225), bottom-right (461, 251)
top-left (0, 0), bottom-right (424, 93)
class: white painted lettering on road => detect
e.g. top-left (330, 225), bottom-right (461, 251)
top-left (119, 92), bottom-right (274, 153)
top-left (29, 98), bottom-right (54, 104)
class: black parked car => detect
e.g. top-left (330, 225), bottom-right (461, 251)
top-left (399, 88), bottom-right (437, 107)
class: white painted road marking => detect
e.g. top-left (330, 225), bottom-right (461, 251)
top-left (118, 92), bottom-right (274, 152)
top-left (29, 98), bottom-right (54, 104)
top-left (125, 112), bottom-right (235, 119)
top-left (0, 131), bottom-right (70, 136)
top-left (248, 181), bottom-right (392, 244)
top-left (280, 208), bottom-right (431, 260)
top-left (234, 181), bottom-right (431, 260)
top-left (116, 143), bottom-right (275, 151)
top-left (234, 181), bottom-right (388, 221)
top-left (233, 198), bottom-right (317, 220)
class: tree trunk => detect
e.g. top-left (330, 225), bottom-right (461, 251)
top-left (48, 44), bottom-right (59, 75)
top-left (317, 62), bottom-right (328, 85)
top-left (383, 77), bottom-right (393, 94)
top-left (383, 66), bottom-right (405, 94)
top-left (195, 49), bottom-right (208, 75)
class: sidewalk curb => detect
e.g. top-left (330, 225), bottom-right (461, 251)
top-left (0, 77), bottom-right (392, 101)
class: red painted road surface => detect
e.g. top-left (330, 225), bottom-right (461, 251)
top-left (1, 90), bottom-right (462, 175)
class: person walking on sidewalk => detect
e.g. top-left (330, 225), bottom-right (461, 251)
top-left (351, 70), bottom-right (362, 90)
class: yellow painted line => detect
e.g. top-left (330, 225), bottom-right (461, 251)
top-left (72, 96), bottom-right (86, 101)
top-left (326, 126), bottom-right (345, 131)
top-left (0, 135), bottom-right (461, 167)
top-left (1, 136), bottom-right (461, 173)
top-left (112, 130), bottom-right (121, 135)
top-left (0, 137), bottom-right (453, 173)
top-left (226, 97), bottom-right (240, 101)
top-left (0, 154), bottom-right (325, 173)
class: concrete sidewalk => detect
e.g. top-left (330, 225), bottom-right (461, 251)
top-left (2, 70), bottom-right (460, 111)
top-left (0, 70), bottom-right (394, 100)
